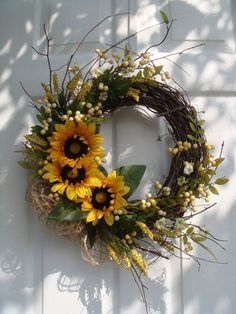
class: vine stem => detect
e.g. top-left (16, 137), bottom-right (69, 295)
top-left (152, 43), bottom-right (206, 61)
top-left (19, 81), bottom-right (40, 112)
top-left (145, 20), bottom-right (174, 53)
top-left (60, 13), bottom-right (130, 89)
top-left (81, 20), bottom-right (168, 82)
top-left (43, 24), bottom-right (53, 92)
top-left (130, 265), bottom-right (149, 314)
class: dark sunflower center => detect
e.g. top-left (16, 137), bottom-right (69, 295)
top-left (64, 137), bottom-right (88, 159)
top-left (61, 165), bottom-right (86, 184)
top-left (92, 187), bottom-right (112, 209)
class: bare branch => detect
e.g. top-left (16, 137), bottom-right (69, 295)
top-left (61, 13), bottom-right (131, 88)
top-left (145, 20), bottom-right (175, 53)
top-left (81, 21), bottom-right (168, 81)
top-left (131, 265), bottom-right (149, 314)
top-left (20, 81), bottom-right (40, 111)
top-left (184, 203), bottom-right (217, 219)
top-left (31, 46), bottom-right (47, 56)
top-left (152, 43), bottom-right (206, 61)
top-left (43, 24), bottom-right (53, 92)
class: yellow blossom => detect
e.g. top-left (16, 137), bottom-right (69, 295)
top-left (81, 170), bottom-right (130, 226)
top-left (127, 88), bottom-right (141, 102)
top-left (136, 221), bottom-right (154, 239)
top-left (41, 82), bottom-right (56, 103)
top-left (52, 72), bottom-right (59, 93)
top-left (130, 249), bottom-right (148, 276)
top-left (107, 245), bottom-right (122, 266)
top-left (77, 82), bottom-right (93, 101)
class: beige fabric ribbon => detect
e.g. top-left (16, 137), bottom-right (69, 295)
top-left (26, 179), bottom-right (107, 265)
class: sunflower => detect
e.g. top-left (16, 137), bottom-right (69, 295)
top-left (48, 119), bottom-right (104, 168)
top-left (42, 158), bottom-right (102, 201)
top-left (81, 170), bottom-right (130, 226)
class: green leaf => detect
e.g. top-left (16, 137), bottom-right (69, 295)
top-left (143, 67), bottom-right (149, 78)
top-left (73, 101), bottom-right (85, 113)
top-left (215, 178), bottom-right (229, 185)
top-left (183, 234), bottom-right (188, 244)
top-left (116, 165), bottom-right (146, 199)
top-left (191, 234), bottom-right (206, 242)
top-left (18, 160), bottom-right (33, 169)
top-left (136, 70), bottom-right (143, 79)
top-left (36, 114), bottom-right (43, 123)
top-left (85, 224), bottom-right (97, 248)
top-left (189, 122), bottom-right (197, 132)
top-left (192, 238), bottom-right (217, 262)
top-left (108, 77), bottom-right (130, 100)
top-left (31, 125), bottom-right (43, 134)
top-left (98, 165), bottom-right (108, 176)
top-left (187, 134), bottom-right (205, 143)
top-left (155, 65), bottom-right (163, 74)
top-left (198, 119), bottom-right (205, 126)
top-left (160, 10), bottom-right (169, 24)
top-left (214, 158), bottom-right (225, 167)
top-left (58, 91), bottom-right (67, 107)
top-left (187, 134), bottom-right (196, 141)
top-left (124, 44), bottom-right (130, 58)
top-left (186, 227), bottom-right (194, 234)
top-left (206, 169), bottom-right (216, 176)
top-left (25, 133), bottom-right (47, 147)
top-left (209, 185), bottom-right (219, 195)
top-left (48, 200), bottom-right (87, 221)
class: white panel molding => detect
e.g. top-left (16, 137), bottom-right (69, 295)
top-left (134, 0), bottom-right (236, 92)
top-left (168, 0), bottom-right (235, 53)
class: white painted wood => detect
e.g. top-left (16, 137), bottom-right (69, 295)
top-left (133, 1), bottom-right (236, 314)
top-left (0, 0), bottom-right (236, 313)
top-left (135, 0), bottom-right (236, 92)
top-left (181, 96), bottom-right (236, 314)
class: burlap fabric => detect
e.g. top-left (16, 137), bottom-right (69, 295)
top-left (26, 179), bottom-right (107, 265)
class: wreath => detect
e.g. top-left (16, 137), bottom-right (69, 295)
top-left (19, 13), bottom-right (227, 311)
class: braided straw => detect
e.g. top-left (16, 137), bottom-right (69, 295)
top-left (26, 179), bottom-right (107, 264)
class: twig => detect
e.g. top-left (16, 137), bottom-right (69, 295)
top-left (152, 43), bottom-right (206, 61)
top-left (145, 20), bottom-right (174, 53)
top-left (164, 56), bottom-right (191, 76)
top-left (31, 46), bottom-right (47, 56)
top-left (81, 21), bottom-right (168, 81)
top-left (43, 24), bottom-right (53, 92)
top-left (184, 203), bottom-right (217, 219)
top-left (61, 13), bottom-right (131, 89)
top-left (131, 265), bottom-right (149, 314)
top-left (19, 81), bottom-right (40, 111)
top-left (188, 223), bottom-right (228, 242)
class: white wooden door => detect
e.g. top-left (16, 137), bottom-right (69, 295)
top-left (0, 1), bottom-right (235, 313)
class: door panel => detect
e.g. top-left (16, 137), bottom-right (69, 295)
top-left (0, 1), bottom-right (235, 313)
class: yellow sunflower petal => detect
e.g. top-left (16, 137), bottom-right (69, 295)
top-left (66, 185), bottom-right (76, 200)
top-left (42, 173), bottom-right (59, 183)
top-left (113, 197), bottom-right (128, 210)
top-left (65, 119), bottom-right (77, 135)
top-left (43, 163), bottom-right (58, 173)
top-left (121, 185), bottom-right (130, 196)
top-left (81, 201), bottom-right (93, 211)
top-left (104, 211), bottom-right (114, 226)
top-left (76, 120), bottom-right (87, 135)
top-left (84, 123), bottom-right (96, 137)
top-left (86, 209), bottom-right (100, 223)
top-left (84, 177), bottom-right (102, 187)
top-left (51, 183), bottom-right (66, 194)
top-left (76, 185), bottom-right (91, 198)
top-left (107, 170), bottom-right (116, 181)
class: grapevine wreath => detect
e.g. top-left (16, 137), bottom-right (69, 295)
top-left (19, 14), bottom-right (227, 310)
